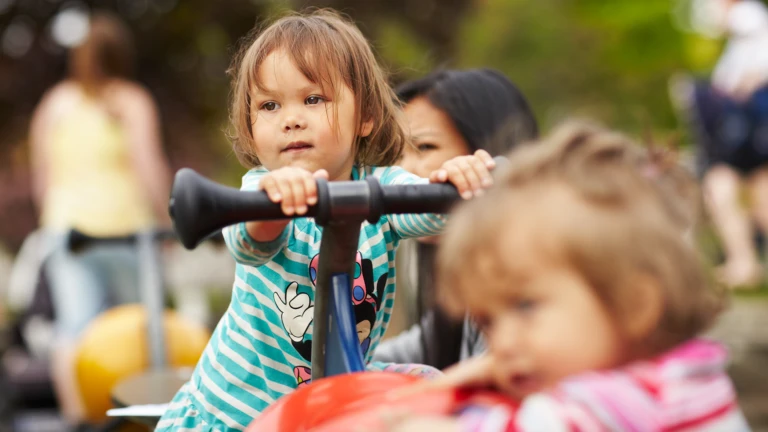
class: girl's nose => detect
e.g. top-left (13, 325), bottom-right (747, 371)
top-left (283, 115), bottom-right (307, 132)
top-left (489, 319), bottom-right (520, 357)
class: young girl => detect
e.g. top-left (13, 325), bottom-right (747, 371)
top-left (156, 10), bottom-right (494, 432)
top-left (388, 123), bottom-right (749, 431)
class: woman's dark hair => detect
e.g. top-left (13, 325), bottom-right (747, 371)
top-left (396, 68), bottom-right (538, 156)
top-left (69, 12), bottom-right (135, 94)
top-left (396, 69), bottom-right (538, 370)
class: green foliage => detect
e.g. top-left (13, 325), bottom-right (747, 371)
top-left (374, 18), bottom-right (436, 80)
top-left (444, 0), bottom-right (695, 135)
top-left (370, 0), bottom-right (753, 143)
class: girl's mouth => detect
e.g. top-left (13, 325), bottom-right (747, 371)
top-left (282, 141), bottom-right (314, 153)
top-left (509, 373), bottom-right (540, 393)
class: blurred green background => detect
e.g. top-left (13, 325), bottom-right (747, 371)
top-left (0, 0), bottom-right (761, 252)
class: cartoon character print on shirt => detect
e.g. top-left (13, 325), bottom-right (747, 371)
top-left (274, 251), bottom-right (387, 388)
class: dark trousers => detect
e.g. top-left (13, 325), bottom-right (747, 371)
top-left (694, 83), bottom-right (768, 174)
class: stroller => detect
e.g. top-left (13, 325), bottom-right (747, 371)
top-left (0, 232), bottom-right (59, 431)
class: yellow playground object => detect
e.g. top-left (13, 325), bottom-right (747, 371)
top-left (74, 304), bottom-right (210, 423)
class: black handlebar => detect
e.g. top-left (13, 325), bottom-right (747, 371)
top-left (170, 158), bottom-right (507, 250)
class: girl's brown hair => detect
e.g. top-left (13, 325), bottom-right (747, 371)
top-left (228, 9), bottom-right (408, 168)
top-left (69, 12), bottom-right (135, 94)
top-left (438, 122), bottom-right (724, 358)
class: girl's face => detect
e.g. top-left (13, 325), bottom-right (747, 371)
top-left (400, 96), bottom-right (471, 179)
top-left (249, 49), bottom-right (372, 181)
top-left (465, 236), bottom-right (624, 399)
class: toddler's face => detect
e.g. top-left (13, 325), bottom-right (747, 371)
top-left (465, 248), bottom-right (624, 399)
top-left (249, 48), bottom-right (371, 180)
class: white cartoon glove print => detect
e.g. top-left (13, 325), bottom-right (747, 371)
top-left (274, 282), bottom-right (314, 343)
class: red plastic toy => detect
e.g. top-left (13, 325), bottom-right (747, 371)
top-left (246, 372), bottom-right (518, 432)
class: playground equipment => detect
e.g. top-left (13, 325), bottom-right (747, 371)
top-left (247, 372), bottom-right (517, 431)
top-left (70, 229), bottom-right (210, 427)
top-left (170, 167), bottom-right (482, 379)
top-left (169, 160), bottom-right (510, 430)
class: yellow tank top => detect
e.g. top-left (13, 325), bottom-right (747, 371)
top-left (41, 94), bottom-right (154, 236)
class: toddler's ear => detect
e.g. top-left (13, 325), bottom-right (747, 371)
top-left (360, 118), bottom-right (374, 138)
top-left (624, 273), bottom-right (663, 342)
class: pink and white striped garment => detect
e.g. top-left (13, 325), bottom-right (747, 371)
top-left (459, 339), bottom-right (750, 431)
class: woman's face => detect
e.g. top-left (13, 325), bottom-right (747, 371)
top-left (400, 96), bottom-right (471, 179)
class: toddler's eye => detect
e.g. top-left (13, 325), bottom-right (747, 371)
top-left (514, 299), bottom-right (537, 313)
top-left (473, 315), bottom-right (491, 330)
top-left (306, 95), bottom-right (324, 105)
top-left (260, 101), bottom-right (279, 111)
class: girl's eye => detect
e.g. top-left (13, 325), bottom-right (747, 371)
top-left (260, 101), bottom-right (279, 111)
top-left (417, 143), bottom-right (438, 152)
top-left (306, 95), bottom-right (325, 105)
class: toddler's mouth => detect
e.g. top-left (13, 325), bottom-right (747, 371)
top-left (282, 141), bottom-right (314, 152)
top-left (509, 373), bottom-right (540, 394)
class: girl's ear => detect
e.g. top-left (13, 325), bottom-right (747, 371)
top-left (623, 272), bottom-right (663, 342)
top-left (360, 118), bottom-right (374, 138)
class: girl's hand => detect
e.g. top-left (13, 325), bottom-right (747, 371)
top-left (259, 167), bottom-right (329, 216)
top-left (387, 354), bottom-right (495, 400)
top-left (425, 354), bottom-right (496, 390)
top-left (383, 416), bottom-right (461, 432)
top-left (363, 408), bottom-right (460, 432)
top-left (245, 167), bottom-right (328, 243)
top-left (429, 149), bottom-right (496, 199)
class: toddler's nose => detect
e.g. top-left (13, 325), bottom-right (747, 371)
top-left (489, 321), bottom-right (522, 357)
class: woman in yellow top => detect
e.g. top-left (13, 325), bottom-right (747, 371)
top-left (28, 12), bottom-right (171, 425)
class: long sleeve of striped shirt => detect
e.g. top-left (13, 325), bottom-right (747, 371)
top-left (222, 168), bottom-right (292, 268)
top-left (371, 166), bottom-right (447, 240)
top-left (458, 339), bottom-right (750, 432)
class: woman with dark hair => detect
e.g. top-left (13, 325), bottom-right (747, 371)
top-left (373, 68), bottom-right (538, 370)
top-left (28, 11), bottom-right (171, 424)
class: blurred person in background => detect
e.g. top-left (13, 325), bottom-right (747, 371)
top-left (27, 11), bottom-right (171, 426)
top-left (673, 0), bottom-right (768, 288)
top-left (374, 68), bottom-right (538, 370)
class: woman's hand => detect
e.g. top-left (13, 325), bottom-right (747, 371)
top-left (429, 149), bottom-right (496, 199)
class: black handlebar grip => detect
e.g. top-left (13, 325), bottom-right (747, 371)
top-left (169, 168), bottom-right (288, 250)
top-left (379, 183), bottom-right (460, 215)
top-left (169, 156), bottom-right (510, 250)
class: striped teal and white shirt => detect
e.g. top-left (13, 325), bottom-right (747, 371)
top-left (157, 165), bottom-right (445, 431)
